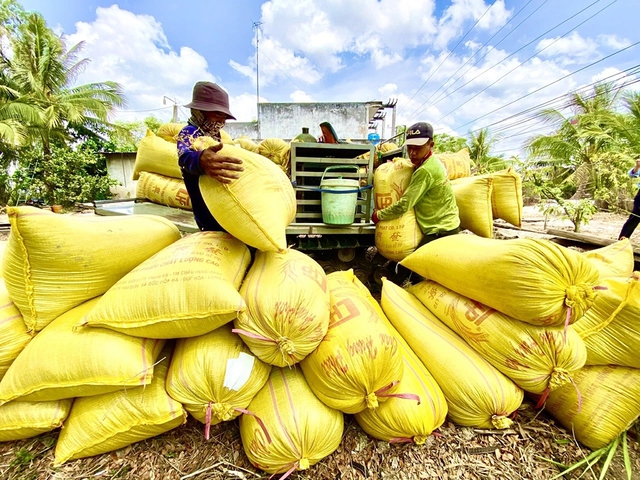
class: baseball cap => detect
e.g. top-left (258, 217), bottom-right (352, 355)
top-left (405, 122), bottom-right (434, 146)
top-left (184, 81), bottom-right (236, 120)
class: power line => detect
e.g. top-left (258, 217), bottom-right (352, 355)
top-left (398, 1), bottom-right (496, 115)
top-left (449, 41), bottom-right (640, 132)
top-left (405, 0), bottom-right (542, 121)
top-left (409, 0), bottom-right (606, 122)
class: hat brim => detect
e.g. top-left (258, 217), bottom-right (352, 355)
top-left (183, 101), bottom-right (236, 120)
top-left (405, 137), bottom-right (430, 146)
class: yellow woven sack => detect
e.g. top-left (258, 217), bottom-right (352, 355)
top-left (434, 148), bottom-right (471, 180)
top-left (545, 365), bottom-right (640, 449)
top-left (82, 232), bottom-right (250, 339)
top-left (136, 171), bottom-right (192, 210)
top-left (196, 139), bottom-right (296, 253)
top-left (354, 280), bottom-right (447, 443)
top-left (2, 206), bottom-right (181, 332)
top-left (157, 122), bottom-right (186, 143)
top-left (381, 279), bottom-right (523, 429)
top-left (490, 168), bottom-right (523, 227)
top-left (582, 239), bottom-right (634, 280)
top-left (259, 138), bottom-right (289, 170)
top-left (400, 236), bottom-right (600, 327)
top-left (54, 344), bottom-right (185, 464)
top-left (234, 249), bottom-right (329, 367)
top-left (0, 399), bottom-right (72, 441)
top-left (132, 130), bottom-right (182, 180)
top-left (0, 281), bottom-right (31, 381)
top-left (220, 129), bottom-right (235, 144)
top-left (0, 240), bottom-right (6, 277)
top-left (451, 175), bottom-right (494, 238)
top-left (374, 158), bottom-right (423, 261)
top-left (166, 325), bottom-right (271, 429)
top-left (572, 274), bottom-right (640, 368)
top-left (0, 298), bottom-right (165, 404)
top-left (300, 270), bottom-right (403, 414)
top-left (239, 367), bottom-right (343, 476)
top-left (235, 136), bottom-right (260, 153)
top-left (409, 280), bottom-right (586, 395)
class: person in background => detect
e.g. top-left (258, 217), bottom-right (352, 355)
top-left (177, 81), bottom-right (244, 231)
top-left (618, 156), bottom-right (640, 241)
top-left (318, 122), bottom-right (343, 144)
top-left (372, 121), bottom-right (460, 247)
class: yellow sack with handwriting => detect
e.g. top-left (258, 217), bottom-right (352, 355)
top-left (132, 130), bottom-right (182, 180)
top-left (545, 365), bottom-right (640, 449)
top-left (157, 122), bottom-right (186, 143)
top-left (0, 298), bottom-right (165, 404)
top-left (2, 206), bottom-right (181, 332)
top-left (82, 232), bottom-right (250, 339)
top-left (354, 278), bottom-right (447, 443)
top-left (582, 239), bottom-right (634, 280)
top-left (136, 171), bottom-right (192, 210)
top-left (166, 325), bottom-right (271, 429)
top-left (381, 279), bottom-right (523, 429)
top-left (0, 281), bottom-right (31, 381)
top-left (401, 235), bottom-right (600, 326)
top-left (300, 270), bottom-right (403, 414)
top-left (196, 138), bottom-right (296, 252)
top-left (451, 175), bottom-right (494, 238)
top-left (0, 399), bottom-right (72, 441)
top-left (409, 280), bottom-right (586, 395)
top-left (572, 274), bottom-right (640, 368)
top-left (239, 367), bottom-right (343, 476)
top-left (54, 344), bottom-right (185, 464)
top-left (234, 249), bottom-right (329, 367)
top-left (374, 158), bottom-right (423, 261)
top-left (434, 148), bottom-right (471, 180)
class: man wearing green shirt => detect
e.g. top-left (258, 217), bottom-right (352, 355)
top-left (372, 122), bottom-right (460, 247)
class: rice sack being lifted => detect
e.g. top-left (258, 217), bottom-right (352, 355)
top-left (582, 239), bottom-right (635, 280)
top-left (0, 281), bottom-right (31, 381)
top-left (0, 298), bottom-right (164, 404)
top-left (195, 138), bottom-right (296, 253)
top-left (2, 206), bottom-right (181, 332)
top-left (166, 325), bottom-right (271, 436)
top-left (234, 249), bottom-right (329, 367)
top-left (300, 270), bottom-right (403, 414)
top-left (81, 232), bottom-right (250, 339)
top-left (400, 236), bottom-right (600, 327)
top-left (0, 399), bottom-right (72, 442)
top-left (450, 175), bottom-right (494, 238)
top-left (381, 279), bottom-right (523, 429)
top-left (239, 367), bottom-right (343, 477)
top-left (353, 277), bottom-right (447, 444)
top-left (544, 365), bottom-right (640, 450)
top-left (572, 273), bottom-right (640, 368)
top-left (409, 280), bottom-right (587, 395)
top-left (54, 344), bottom-right (186, 465)
top-left (373, 157), bottom-right (423, 262)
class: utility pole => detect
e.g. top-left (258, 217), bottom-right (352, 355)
top-left (253, 21), bottom-right (262, 140)
top-left (163, 96), bottom-right (178, 122)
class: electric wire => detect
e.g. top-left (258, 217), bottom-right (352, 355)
top-left (398, 1), bottom-right (496, 115)
top-left (434, 0), bottom-right (618, 125)
top-left (405, 0), bottom-right (543, 121)
top-left (408, 0), bottom-right (606, 123)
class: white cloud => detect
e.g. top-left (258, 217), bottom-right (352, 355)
top-left (290, 90), bottom-right (315, 102)
top-left (597, 34), bottom-right (632, 50)
top-left (536, 31), bottom-right (600, 66)
top-left (64, 5), bottom-right (216, 123)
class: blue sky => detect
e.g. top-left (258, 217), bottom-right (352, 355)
top-left (16, 0), bottom-right (640, 155)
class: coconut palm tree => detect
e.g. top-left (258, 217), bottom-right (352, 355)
top-left (467, 128), bottom-right (507, 174)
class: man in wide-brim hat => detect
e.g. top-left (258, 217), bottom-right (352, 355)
top-left (177, 81), bottom-right (244, 231)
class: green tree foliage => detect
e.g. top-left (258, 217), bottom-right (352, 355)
top-left (433, 132), bottom-right (467, 154)
top-left (467, 128), bottom-right (508, 174)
